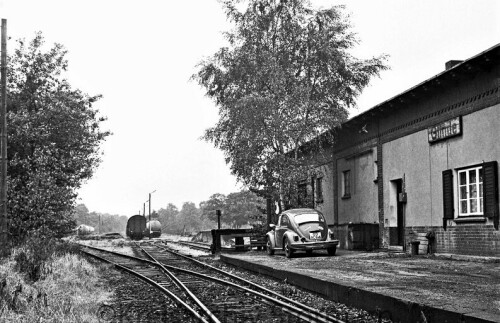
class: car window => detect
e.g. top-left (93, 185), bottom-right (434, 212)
top-left (294, 212), bottom-right (325, 224)
top-left (282, 215), bottom-right (289, 226)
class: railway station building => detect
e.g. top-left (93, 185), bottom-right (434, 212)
top-left (300, 43), bottom-right (500, 257)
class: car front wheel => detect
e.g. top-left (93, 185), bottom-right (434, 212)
top-left (284, 238), bottom-right (294, 258)
top-left (266, 237), bottom-right (275, 255)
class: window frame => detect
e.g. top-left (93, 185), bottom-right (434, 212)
top-left (316, 177), bottom-right (324, 203)
top-left (342, 170), bottom-right (351, 199)
top-left (457, 166), bottom-right (483, 217)
top-left (280, 215), bottom-right (290, 228)
top-left (443, 161), bottom-right (498, 230)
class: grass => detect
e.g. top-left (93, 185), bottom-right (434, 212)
top-left (0, 241), bottom-right (113, 322)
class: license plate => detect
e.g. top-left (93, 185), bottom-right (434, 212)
top-left (309, 232), bottom-right (321, 240)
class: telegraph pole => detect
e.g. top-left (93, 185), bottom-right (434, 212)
top-left (148, 190), bottom-right (156, 239)
top-left (0, 19), bottom-right (8, 257)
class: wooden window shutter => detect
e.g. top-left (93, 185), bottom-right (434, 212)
top-left (483, 161), bottom-right (499, 230)
top-left (442, 169), bottom-right (454, 230)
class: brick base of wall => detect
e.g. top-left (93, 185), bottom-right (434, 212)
top-left (405, 224), bottom-right (500, 257)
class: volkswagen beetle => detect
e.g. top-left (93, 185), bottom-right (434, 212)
top-left (266, 208), bottom-right (339, 258)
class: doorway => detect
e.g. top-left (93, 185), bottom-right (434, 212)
top-left (395, 179), bottom-right (404, 246)
top-left (390, 179), bottom-right (405, 247)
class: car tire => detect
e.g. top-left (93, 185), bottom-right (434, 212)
top-left (305, 250), bottom-right (313, 256)
top-left (284, 238), bottom-right (294, 258)
top-left (327, 246), bottom-right (336, 256)
top-left (266, 237), bottom-right (275, 255)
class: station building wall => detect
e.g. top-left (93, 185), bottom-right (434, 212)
top-left (333, 148), bottom-right (379, 250)
top-left (381, 105), bottom-right (500, 254)
top-left (322, 45), bottom-right (500, 256)
top-left (379, 92), bottom-right (500, 255)
top-left (314, 163), bottom-right (335, 225)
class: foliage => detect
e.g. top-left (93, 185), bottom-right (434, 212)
top-left (200, 193), bottom-right (226, 222)
top-left (193, 0), bottom-right (387, 207)
top-left (200, 190), bottom-right (265, 228)
top-left (177, 202), bottom-right (203, 234)
top-left (157, 203), bottom-right (179, 233)
top-left (7, 33), bottom-right (110, 242)
top-left (1, 243), bottom-right (112, 322)
top-left (12, 235), bottom-right (80, 282)
top-left (157, 202), bottom-right (216, 235)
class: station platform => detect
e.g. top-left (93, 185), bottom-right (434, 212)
top-left (220, 249), bottom-right (500, 323)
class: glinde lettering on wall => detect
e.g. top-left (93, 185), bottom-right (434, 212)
top-left (428, 116), bottom-right (462, 143)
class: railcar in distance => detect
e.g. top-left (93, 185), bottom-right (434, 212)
top-left (126, 215), bottom-right (147, 240)
top-left (144, 220), bottom-right (162, 238)
top-left (76, 224), bottom-right (95, 236)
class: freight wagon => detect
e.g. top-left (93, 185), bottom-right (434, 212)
top-left (126, 215), bottom-right (147, 240)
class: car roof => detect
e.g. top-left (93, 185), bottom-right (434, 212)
top-left (282, 208), bottom-right (320, 216)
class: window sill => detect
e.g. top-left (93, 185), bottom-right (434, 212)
top-left (454, 216), bottom-right (487, 223)
top-left (341, 195), bottom-right (351, 200)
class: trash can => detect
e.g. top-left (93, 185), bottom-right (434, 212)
top-left (410, 241), bottom-right (420, 255)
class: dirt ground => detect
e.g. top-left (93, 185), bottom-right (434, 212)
top-left (222, 249), bottom-right (500, 322)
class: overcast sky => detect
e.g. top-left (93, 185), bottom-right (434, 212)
top-left (1, 0), bottom-right (499, 216)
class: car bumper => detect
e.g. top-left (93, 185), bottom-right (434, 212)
top-left (290, 240), bottom-right (339, 250)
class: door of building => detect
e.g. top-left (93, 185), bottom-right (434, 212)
top-left (395, 179), bottom-right (404, 246)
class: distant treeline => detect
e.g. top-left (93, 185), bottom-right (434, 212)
top-left (73, 204), bottom-right (129, 234)
top-left (157, 190), bottom-right (266, 235)
top-left (74, 189), bottom-right (267, 236)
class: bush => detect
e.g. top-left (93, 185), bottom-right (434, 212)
top-left (1, 249), bottom-right (112, 322)
top-left (13, 234), bottom-right (81, 282)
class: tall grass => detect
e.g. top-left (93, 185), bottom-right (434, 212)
top-left (0, 239), bottom-right (113, 322)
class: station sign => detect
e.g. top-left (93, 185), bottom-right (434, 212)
top-left (428, 116), bottom-right (462, 143)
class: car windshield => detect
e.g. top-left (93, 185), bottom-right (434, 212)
top-left (294, 213), bottom-right (324, 224)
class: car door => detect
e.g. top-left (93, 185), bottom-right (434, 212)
top-left (275, 214), bottom-right (289, 248)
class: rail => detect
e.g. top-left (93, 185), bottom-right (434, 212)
top-left (81, 245), bottom-right (212, 322)
top-left (82, 243), bottom-right (347, 323)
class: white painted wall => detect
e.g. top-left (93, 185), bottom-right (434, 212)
top-left (382, 103), bottom-right (500, 228)
top-left (337, 149), bottom-right (379, 224)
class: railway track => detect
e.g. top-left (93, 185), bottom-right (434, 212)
top-left (82, 244), bottom-right (213, 322)
top-left (81, 242), bottom-right (347, 323)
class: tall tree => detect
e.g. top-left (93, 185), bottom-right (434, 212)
top-left (157, 203), bottom-right (179, 233)
top-left (194, 0), bottom-right (387, 208)
top-left (200, 190), bottom-right (265, 228)
top-left (7, 33), bottom-right (110, 240)
top-left (199, 193), bottom-right (226, 223)
top-left (225, 190), bottom-right (265, 228)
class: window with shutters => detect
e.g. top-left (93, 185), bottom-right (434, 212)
top-left (443, 161), bottom-right (498, 229)
top-left (458, 167), bottom-right (483, 216)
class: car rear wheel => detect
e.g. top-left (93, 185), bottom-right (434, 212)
top-left (284, 238), bottom-right (294, 258)
top-left (266, 237), bottom-right (275, 255)
top-left (327, 246), bottom-right (336, 256)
